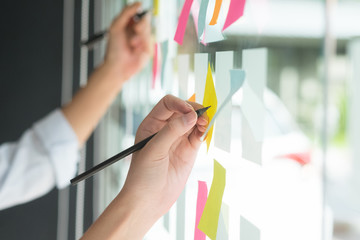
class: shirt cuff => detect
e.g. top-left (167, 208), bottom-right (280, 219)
top-left (33, 109), bottom-right (79, 189)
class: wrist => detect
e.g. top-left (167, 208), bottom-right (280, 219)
top-left (94, 62), bottom-right (127, 91)
top-left (110, 189), bottom-right (154, 239)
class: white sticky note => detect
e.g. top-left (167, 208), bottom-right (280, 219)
top-left (216, 203), bottom-right (230, 240)
top-left (200, 0), bottom-right (226, 44)
top-left (241, 81), bottom-right (265, 142)
top-left (214, 51), bottom-right (234, 152)
top-left (176, 187), bottom-right (186, 240)
top-left (242, 112), bottom-right (262, 165)
top-left (242, 48), bottom-right (267, 100)
top-left (178, 54), bottom-right (190, 99)
top-left (203, 24), bottom-right (225, 44)
top-left (195, 53), bottom-right (209, 103)
top-left (240, 216), bottom-right (261, 240)
top-left (241, 48), bottom-right (267, 141)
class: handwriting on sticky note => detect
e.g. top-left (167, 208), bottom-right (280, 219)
top-left (194, 181), bottom-right (208, 240)
top-left (202, 69), bottom-right (245, 141)
top-left (198, 160), bottom-right (226, 240)
top-left (202, 64), bottom-right (217, 152)
top-left (209, 0), bottom-right (223, 25)
top-left (222, 0), bottom-right (246, 31)
top-left (174, 0), bottom-right (194, 45)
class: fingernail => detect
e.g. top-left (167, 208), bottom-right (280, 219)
top-left (182, 111), bottom-right (196, 126)
top-left (198, 116), bottom-right (208, 125)
top-left (185, 102), bottom-right (193, 110)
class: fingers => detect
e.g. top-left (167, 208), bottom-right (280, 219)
top-left (147, 95), bottom-right (194, 122)
top-left (110, 2), bottom-right (142, 33)
top-left (188, 115), bottom-right (208, 148)
top-left (151, 110), bottom-right (198, 153)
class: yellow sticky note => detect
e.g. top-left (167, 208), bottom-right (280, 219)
top-left (198, 159), bottom-right (226, 240)
top-left (153, 0), bottom-right (159, 16)
top-left (202, 64), bottom-right (217, 151)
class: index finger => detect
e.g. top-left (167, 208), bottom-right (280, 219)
top-left (148, 95), bottom-right (194, 122)
top-left (110, 2), bottom-right (142, 32)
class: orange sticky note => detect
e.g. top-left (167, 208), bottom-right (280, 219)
top-left (188, 93), bottom-right (196, 102)
top-left (209, 0), bottom-right (223, 25)
top-left (202, 64), bottom-right (217, 151)
top-left (198, 159), bottom-right (226, 239)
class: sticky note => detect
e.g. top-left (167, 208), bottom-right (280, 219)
top-left (198, 160), bottom-right (226, 240)
top-left (242, 112), bottom-right (262, 165)
top-left (198, 0), bottom-right (209, 42)
top-left (188, 93), bottom-right (196, 102)
top-left (202, 69), bottom-right (245, 143)
top-left (202, 63), bottom-right (217, 151)
top-left (216, 203), bottom-right (230, 240)
top-left (178, 54), bottom-right (190, 99)
top-left (201, 0), bottom-right (224, 43)
top-left (240, 216), bottom-right (261, 240)
top-left (241, 48), bottom-right (267, 141)
top-left (194, 181), bottom-right (208, 240)
top-left (209, 0), bottom-right (223, 25)
top-left (214, 51), bottom-right (234, 152)
top-left (152, 42), bottom-right (160, 89)
top-left (153, 0), bottom-right (159, 16)
top-left (160, 40), bottom-right (169, 89)
top-left (241, 81), bottom-right (265, 142)
top-left (222, 0), bottom-right (246, 31)
top-left (191, 0), bottom-right (200, 38)
top-left (242, 48), bottom-right (267, 98)
top-left (174, 0), bottom-right (194, 45)
top-left (195, 53), bottom-right (208, 103)
top-left (203, 24), bottom-right (225, 44)
top-left (177, 188), bottom-right (186, 240)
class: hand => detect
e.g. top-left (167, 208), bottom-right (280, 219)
top-left (80, 95), bottom-right (208, 240)
top-left (104, 2), bottom-right (152, 82)
top-left (121, 95), bottom-right (208, 235)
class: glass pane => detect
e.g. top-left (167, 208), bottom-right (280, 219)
top-left (91, 0), bottom-right (360, 239)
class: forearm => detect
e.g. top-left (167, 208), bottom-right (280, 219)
top-left (81, 190), bottom-right (152, 240)
top-left (62, 63), bottom-right (125, 145)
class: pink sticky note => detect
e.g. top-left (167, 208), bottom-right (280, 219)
top-left (152, 43), bottom-right (160, 89)
top-left (174, 0), bottom-right (194, 45)
top-left (222, 0), bottom-right (246, 31)
top-left (194, 181), bottom-right (208, 240)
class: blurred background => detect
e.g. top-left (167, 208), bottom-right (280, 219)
top-left (1, 0), bottom-right (360, 239)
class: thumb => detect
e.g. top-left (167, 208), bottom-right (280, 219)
top-left (151, 110), bottom-right (197, 152)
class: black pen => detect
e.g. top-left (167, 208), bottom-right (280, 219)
top-left (70, 106), bottom-right (211, 185)
top-left (80, 10), bottom-right (149, 49)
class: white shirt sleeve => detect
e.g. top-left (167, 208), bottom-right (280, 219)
top-left (0, 109), bottom-right (79, 210)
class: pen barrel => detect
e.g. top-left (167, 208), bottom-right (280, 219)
top-left (70, 133), bottom-right (156, 185)
top-left (70, 107), bottom-right (209, 185)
